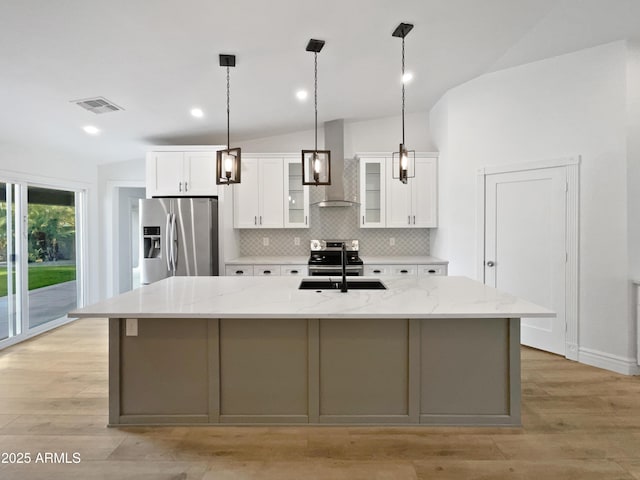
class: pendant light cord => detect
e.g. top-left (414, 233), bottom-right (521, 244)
top-left (314, 51), bottom-right (318, 152)
top-left (226, 66), bottom-right (230, 149)
top-left (401, 35), bottom-right (405, 146)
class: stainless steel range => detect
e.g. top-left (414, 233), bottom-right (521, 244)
top-left (308, 239), bottom-right (364, 276)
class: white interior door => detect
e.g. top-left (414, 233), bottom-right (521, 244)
top-left (485, 167), bottom-right (567, 355)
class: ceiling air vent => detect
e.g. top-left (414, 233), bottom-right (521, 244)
top-left (72, 96), bottom-right (124, 114)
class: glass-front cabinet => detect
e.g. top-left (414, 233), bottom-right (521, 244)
top-left (283, 157), bottom-right (309, 228)
top-left (358, 157), bottom-right (386, 228)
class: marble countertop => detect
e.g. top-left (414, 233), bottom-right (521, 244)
top-left (70, 275), bottom-right (554, 320)
top-left (226, 256), bottom-right (308, 265)
top-left (361, 256), bottom-right (448, 265)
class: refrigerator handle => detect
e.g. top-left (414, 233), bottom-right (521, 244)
top-left (171, 213), bottom-right (178, 273)
top-left (165, 213), bottom-right (172, 272)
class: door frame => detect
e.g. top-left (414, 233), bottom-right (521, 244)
top-left (0, 169), bottom-right (90, 351)
top-left (476, 157), bottom-right (580, 360)
top-left (107, 181), bottom-right (146, 298)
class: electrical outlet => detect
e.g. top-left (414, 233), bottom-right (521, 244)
top-left (294, 237), bottom-right (300, 246)
top-left (125, 318), bottom-right (138, 336)
top-left (263, 237), bottom-right (269, 246)
top-left (389, 237), bottom-right (396, 246)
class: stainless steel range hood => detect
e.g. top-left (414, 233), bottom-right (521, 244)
top-left (312, 119), bottom-right (359, 207)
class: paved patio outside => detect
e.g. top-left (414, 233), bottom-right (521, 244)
top-left (0, 280), bottom-right (77, 340)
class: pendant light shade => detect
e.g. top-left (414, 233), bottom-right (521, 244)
top-left (392, 23), bottom-right (415, 185)
top-left (301, 39), bottom-right (331, 186)
top-left (216, 54), bottom-right (242, 185)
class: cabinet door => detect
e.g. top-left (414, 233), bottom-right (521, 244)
top-left (390, 265), bottom-right (418, 276)
top-left (359, 158), bottom-right (386, 228)
top-left (284, 158), bottom-right (309, 228)
top-left (412, 158), bottom-right (438, 228)
top-left (184, 152), bottom-right (218, 196)
top-left (385, 157), bottom-right (413, 228)
top-left (254, 265), bottom-right (281, 276)
top-left (147, 152), bottom-right (184, 196)
top-left (259, 158), bottom-right (284, 228)
top-left (363, 265), bottom-right (392, 276)
top-left (417, 264), bottom-right (447, 276)
top-left (233, 157), bottom-right (259, 228)
top-left (282, 265), bottom-right (308, 276)
top-left (225, 265), bottom-right (254, 276)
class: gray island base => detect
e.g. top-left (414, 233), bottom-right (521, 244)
top-left (71, 276), bottom-right (554, 427)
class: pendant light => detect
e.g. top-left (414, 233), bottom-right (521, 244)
top-left (301, 39), bottom-right (331, 186)
top-left (216, 54), bottom-right (241, 185)
top-left (392, 23), bottom-right (415, 184)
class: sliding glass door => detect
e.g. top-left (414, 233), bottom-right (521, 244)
top-left (0, 180), bottom-right (84, 346)
top-left (27, 187), bottom-right (78, 329)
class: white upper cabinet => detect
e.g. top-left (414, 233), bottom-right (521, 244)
top-left (386, 156), bottom-right (437, 228)
top-left (146, 150), bottom-right (219, 197)
top-left (233, 157), bottom-right (284, 228)
top-left (358, 153), bottom-right (438, 229)
top-left (412, 157), bottom-right (437, 227)
top-left (359, 157), bottom-right (386, 228)
top-left (184, 152), bottom-right (218, 196)
top-left (283, 157), bottom-right (309, 228)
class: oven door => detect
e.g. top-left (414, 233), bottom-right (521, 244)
top-left (308, 265), bottom-right (363, 276)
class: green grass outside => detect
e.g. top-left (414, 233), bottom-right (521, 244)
top-left (0, 265), bottom-right (76, 297)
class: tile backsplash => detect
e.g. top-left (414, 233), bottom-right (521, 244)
top-left (238, 158), bottom-right (430, 257)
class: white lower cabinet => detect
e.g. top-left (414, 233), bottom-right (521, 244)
top-left (390, 265), bottom-right (418, 276)
top-left (418, 264), bottom-right (447, 276)
top-left (364, 265), bottom-right (393, 276)
top-left (282, 266), bottom-right (308, 276)
top-left (254, 265), bottom-right (281, 276)
top-left (365, 264), bottom-right (447, 277)
top-left (225, 264), bottom-right (308, 276)
top-left (225, 265), bottom-right (254, 276)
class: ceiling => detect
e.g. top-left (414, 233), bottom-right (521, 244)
top-left (1, 0), bottom-right (639, 165)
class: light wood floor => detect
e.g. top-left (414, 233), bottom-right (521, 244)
top-left (1, 319), bottom-right (639, 479)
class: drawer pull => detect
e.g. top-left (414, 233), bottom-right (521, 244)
top-left (235, 270), bottom-right (244, 275)
top-left (264, 270), bottom-right (271, 275)
top-left (373, 269), bottom-right (381, 274)
top-left (400, 269), bottom-right (408, 274)
top-left (428, 269), bottom-right (436, 274)
top-left (290, 270), bottom-right (299, 274)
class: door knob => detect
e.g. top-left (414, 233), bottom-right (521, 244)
top-left (486, 261), bottom-right (495, 267)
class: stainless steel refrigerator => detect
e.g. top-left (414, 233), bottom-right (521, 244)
top-left (140, 197), bottom-right (219, 285)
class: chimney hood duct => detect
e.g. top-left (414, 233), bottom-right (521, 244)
top-left (313, 119), bottom-right (358, 207)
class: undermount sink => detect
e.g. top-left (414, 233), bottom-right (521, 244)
top-left (298, 279), bottom-right (387, 290)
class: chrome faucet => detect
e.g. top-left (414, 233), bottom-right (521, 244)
top-left (341, 243), bottom-right (348, 293)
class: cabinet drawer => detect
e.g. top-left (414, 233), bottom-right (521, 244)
top-left (282, 266), bottom-right (308, 276)
top-left (255, 265), bottom-right (281, 276)
top-left (417, 264), bottom-right (447, 276)
top-left (390, 265), bottom-right (418, 276)
top-left (225, 265), bottom-right (254, 276)
top-left (364, 265), bottom-right (393, 276)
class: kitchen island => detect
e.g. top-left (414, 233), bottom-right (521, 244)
top-left (70, 275), bottom-right (553, 427)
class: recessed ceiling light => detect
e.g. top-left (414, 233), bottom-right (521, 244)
top-left (190, 107), bottom-right (204, 118)
top-left (296, 90), bottom-right (308, 101)
top-left (83, 125), bottom-right (100, 135)
top-left (402, 72), bottom-right (414, 84)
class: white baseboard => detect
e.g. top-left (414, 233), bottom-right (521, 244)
top-left (578, 347), bottom-right (640, 376)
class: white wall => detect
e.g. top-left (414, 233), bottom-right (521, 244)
top-left (627, 42), bottom-right (640, 282)
top-left (430, 41), bottom-right (636, 371)
top-left (239, 112), bottom-right (435, 155)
